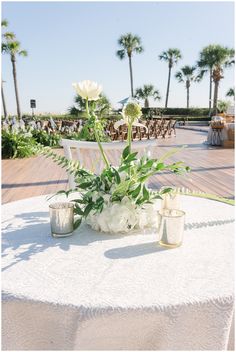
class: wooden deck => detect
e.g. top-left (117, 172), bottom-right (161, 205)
top-left (2, 129), bottom-right (234, 204)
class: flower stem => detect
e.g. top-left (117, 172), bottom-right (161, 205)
top-left (94, 122), bottom-right (110, 169)
top-left (85, 98), bottom-right (89, 118)
top-left (127, 121), bottom-right (132, 153)
top-left (85, 98), bottom-right (110, 169)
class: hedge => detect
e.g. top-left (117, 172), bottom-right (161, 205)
top-left (141, 107), bottom-right (210, 117)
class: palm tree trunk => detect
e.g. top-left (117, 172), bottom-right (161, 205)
top-left (1, 83), bottom-right (7, 118)
top-left (213, 80), bottom-right (219, 115)
top-left (11, 55), bottom-right (21, 118)
top-left (165, 65), bottom-right (171, 108)
top-left (128, 55), bottom-right (134, 97)
top-left (144, 98), bottom-right (149, 108)
top-left (209, 68), bottom-right (212, 113)
top-left (185, 80), bottom-right (190, 109)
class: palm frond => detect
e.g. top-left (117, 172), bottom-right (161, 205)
top-left (1, 19), bottom-right (8, 27)
top-left (116, 49), bottom-right (126, 60)
top-left (19, 50), bottom-right (28, 57)
top-left (3, 31), bottom-right (15, 40)
top-left (153, 90), bottom-right (161, 101)
top-left (175, 71), bottom-right (184, 82)
top-left (226, 88), bottom-right (235, 98)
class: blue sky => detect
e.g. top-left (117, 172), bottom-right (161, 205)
top-left (2, 1), bottom-right (235, 114)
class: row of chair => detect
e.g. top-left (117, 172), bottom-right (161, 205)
top-left (6, 116), bottom-right (177, 140)
top-left (106, 119), bottom-right (177, 141)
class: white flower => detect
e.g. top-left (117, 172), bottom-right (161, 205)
top-left (72, 80), bottom-right (102, 101)
top-left (86, 196), bottom-right (160, 234)
top-left (103, 194), bottom-right (111, 203)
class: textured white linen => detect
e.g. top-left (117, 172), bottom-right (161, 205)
top-left (207, 123), bottom-right (235, 145)
top-left (2, 195), bottom-right (234, 350)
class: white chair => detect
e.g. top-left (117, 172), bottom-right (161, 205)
top-left (60, 139), bottom-right (158, 189)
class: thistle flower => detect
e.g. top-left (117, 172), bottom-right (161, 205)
top-left (114, 101), bottom-right (147, 130)
top-left (123, 102), bottom-right (142, 120)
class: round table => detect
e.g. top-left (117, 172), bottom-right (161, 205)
top-left (207, 123), bottom-right (235, 146)
top-left (2, 195), bottom-right (234, 350)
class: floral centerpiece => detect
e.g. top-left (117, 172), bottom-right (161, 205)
top-left (41, 80), bottom-right (190, 234)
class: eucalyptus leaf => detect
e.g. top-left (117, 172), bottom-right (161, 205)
top-left (73, 218), bottom-right (82, 230)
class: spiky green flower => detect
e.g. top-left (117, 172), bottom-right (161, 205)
top-left (123, 102), bottom-right (142, 121)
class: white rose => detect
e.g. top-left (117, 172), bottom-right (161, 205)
top-left (72, 80), bottom-right (102, 101)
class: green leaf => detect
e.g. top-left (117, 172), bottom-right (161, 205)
top-left (112, 180), bottom-right (130, 196)
top-left (78, 182), bottom-right (93, 189)
top-left (160, 187), bottom-right (173, 195)
top-left (118, 164), bottom-right (130, 172)
top-left (124, 152), bottom-right (138, 163)
top-left (74, 205), bottom-right (84, 216)
top-left (112, 167), bottom-right (121, 184)
top-left (155, 162), bottom-right (165, 171)
top-left (84, 203), bottom-right (94, 217)
top-left (138, 175), bottom-right (149, 183)
top-left (72, 198), bottom-right (87, 204)
top-left (122, 145), bottom-right (130, 160)
top-left (46, 190), bottom-right (69, 201)
top-left (131, 184), bottom-right (142, 198)
top-left (142, 159), bottom-right (155, 169)
top-left (142, 185), bottom-right (149, 200)
top-left (73, 218), bottom-right (82, 230)
top-left (135, 197), bottom-right (144, 205)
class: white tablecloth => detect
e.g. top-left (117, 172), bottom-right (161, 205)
top-left (2, 195), bottom-right (234, 350)
top-left (207, 123), bottom-right (235, 145)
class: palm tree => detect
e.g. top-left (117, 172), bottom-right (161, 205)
top-left (135, 84), bottom-right (161, 108)
top-left (1, 80), bottom-right (7, 118)
top-left (1, 19), bottom-right (13, 118)
top-left (197, 45), bottom-right (234, 114)
top-left (226, 87), bottom-right (235, 99)
top-left (2, 28), bottom-right (28, 118)
top-left (116, 33), bottom-right (144, 97)
top-left (69, 93), bottom-right (111, 115)
top-left (159, 48), bottom-right (182, 108)
top-left (217, 100), bottom-right (231, 114)
top-left (175, 65), bottom-right (198, 108)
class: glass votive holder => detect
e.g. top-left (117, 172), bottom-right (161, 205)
top-left (161, 192), bottom-right (181, 211)
top-left (157, 209), bottom-right (185, 248)
top-left (49, 202), bottom-right (74, 238)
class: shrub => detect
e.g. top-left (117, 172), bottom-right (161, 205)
top-left (22, 114), bottom-right (77, 121)
top-left (141, 107), bottom-right (210, 117)
top-left (2, 130), bottom-right (37, 159)
top-left (31, 129), bottom-right (61, 147)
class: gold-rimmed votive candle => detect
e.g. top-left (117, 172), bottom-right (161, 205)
top-left (49, 202), bottom-right (74, 238)
top-left (157, 209), bottom-right (185, 248)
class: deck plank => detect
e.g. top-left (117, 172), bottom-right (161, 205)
top-left (2, 129), bottom-right (234, 203)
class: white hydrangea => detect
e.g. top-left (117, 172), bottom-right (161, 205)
top-left (86, 197), bottom-right (160, 234)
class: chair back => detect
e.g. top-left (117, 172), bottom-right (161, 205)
top-left (60, 139), bottom-right (158, 188)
